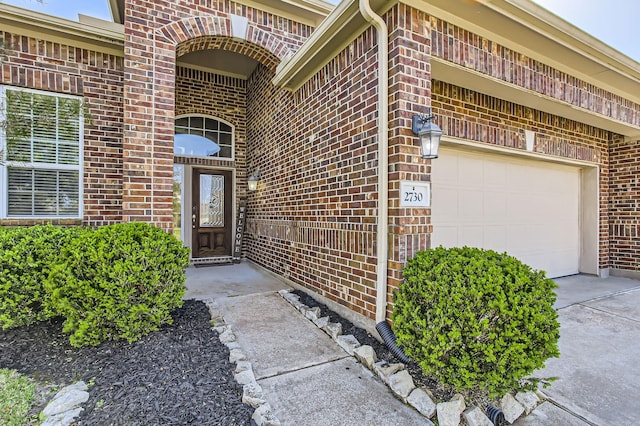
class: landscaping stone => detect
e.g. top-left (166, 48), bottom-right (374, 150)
top-left (353, 345), bottom-right (377, 369)
top-left (313, 316), bottom-right (330, 329)
top-left (388, 369), bottom-right (415, 401)
top-left (323, 322), bottom-right (342, 339)
top-left (336, 334), bottom-right (360, 355)
top-left (234, 369), bottom-right (256, 385)
top-left (437, 394), bottom-right (466, 426)
top-left (407, 388), bottom-right (436, 418)
top-left (296, 304), bottom-right (310, 314)
top-left (303, 306), bottom-right (321, 321)
top-left (42, 382), bottom-right (90, 417)
top-left (226, 341), bottom-right (241, 350)
top-left (206, 301), bottom-right (226, 326)
top-left (373, 361), bottom-right (405, 385)
top-left (278, 290), bottom-right (300, 300)
top-left (290, 299), bottom-right (306, 311)
top-left (252, 403), bottom-right (281, 426)
top-left (515, 390), bottom-right (541, 414)
top-left (229, 348), bottom-right (247, 363)
top-left (242, 382), bottom-right (266, 408)
top-left (500, 393), bottom-right (525, 423)
top-left (41, 408), bottom-right (83, 426)
top-left (235, 360), bottom-right (253, 374)
top-left (218, 328), bottom-right (236, 344)
top-left (463, 406), bottom-right (494, 426)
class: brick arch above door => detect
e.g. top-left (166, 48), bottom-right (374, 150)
top-left (158, 15), bottom-right (290, 72)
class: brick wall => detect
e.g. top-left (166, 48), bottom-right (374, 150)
top-left (385, 4), bottom-right (435, 318)
top-left (245, 27), bottom-right (381, 318)
top-left (609, 137), bottom-right (640, 273)
top-left (0, 31), bottom-right (124, 227)
top-left (122, 0), bottom-right (312, 230)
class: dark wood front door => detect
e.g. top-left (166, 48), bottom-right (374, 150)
top-left (192, 169), bottom-right (233, 258)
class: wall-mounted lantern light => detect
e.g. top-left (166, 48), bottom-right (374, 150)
top-left (247, 171), bottom-right (262, 191)
top-left (412, 110), bottom-right (443, 159)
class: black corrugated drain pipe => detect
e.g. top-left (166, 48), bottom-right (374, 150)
top-left (375, 321), bottom-right (410, 364)
top-left (376, 321), bottom-right (505, 426)
top-left (486, 404), bottom-right (506, 425)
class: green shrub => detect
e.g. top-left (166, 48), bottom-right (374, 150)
top-left (45, 222), bottom-right (190, 347)
top-left (0, 225), bottom-right (84, 329)
top-left (391, 246), bottom-right (560, 398)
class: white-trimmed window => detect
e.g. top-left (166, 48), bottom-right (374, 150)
top-left (175, 115), bottom-right (234, 159)
top-left (0, 87), bottom-right (83, 219)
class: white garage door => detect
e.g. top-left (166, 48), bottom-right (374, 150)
top-left (431, 147), bottom-right (580, 278)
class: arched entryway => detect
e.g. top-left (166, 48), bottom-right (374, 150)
top-left (163, 17), bottom-right (288, 264)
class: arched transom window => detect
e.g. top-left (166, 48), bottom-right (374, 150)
top-left (174, 115), bottom-right (233, 159)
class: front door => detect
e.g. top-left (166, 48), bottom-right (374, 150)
top-left (191, 169), bottom-right (233, 258)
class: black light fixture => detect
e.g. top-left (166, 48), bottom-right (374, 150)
top-left (412, 110), bottom-right (443, 159)
top-left (247, 171), bottom-right (262, 191)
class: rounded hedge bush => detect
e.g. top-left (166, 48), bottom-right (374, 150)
top-left (391, 246), bottom-right (560, 398)
top-left (45, 222), bottom-right (190, 347)
top-left (0, 225), bottom-right (85, 329)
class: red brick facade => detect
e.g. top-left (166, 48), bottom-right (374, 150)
top-left (0, 30), bottom-right (124, 227)
top-left (2, 0), bottom-right (639, 322)
top-left (609, 138), bottom-right (640, 276)
top-left (121, 0), bottom-right (311, 230)
top-left (245, 36), bottom-right (381, 318)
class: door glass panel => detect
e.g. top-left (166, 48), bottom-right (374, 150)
top-left (173, 165), bottom-right (183, 240)
top-left (200, 174), bottom-right (224, 227)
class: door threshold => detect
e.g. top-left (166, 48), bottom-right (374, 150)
top-left (192, 256), bottom-right (234, 266)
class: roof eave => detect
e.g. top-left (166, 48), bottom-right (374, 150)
top-left (273, 0), bottom-right (391, 91)
top-left (0, 2), bottom-right (124, 54)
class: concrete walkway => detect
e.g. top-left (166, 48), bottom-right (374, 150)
top-left (186, 262), bottom-right (640, 426)
top-left (185, 262), bottom-right (426, 425)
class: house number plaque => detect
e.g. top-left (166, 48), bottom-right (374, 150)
top-left (400, 181), bottom-right (431, 207)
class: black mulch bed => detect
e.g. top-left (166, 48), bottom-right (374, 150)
top-left (0, 300), bottom-right (252, 426)
top-left (291, 289), bottom-right (455, 403)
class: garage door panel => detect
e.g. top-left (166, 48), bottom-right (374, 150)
top-left (439, 155), bottom-right (461, 182)
top-left (484, 191), bottom-right (508, 218)
top-left (435, 226), bottom-right (459, 248)
top-left (460, 226), bottom-right (485, 247)
top-left (460, 190), bottom-right (483, 219)
top-left (432, 147), bottom-right (580, 278)
top-left (484, 160), bottom-right (508, 187)
top-left (484, 225), bottom-right (508, 252)
top-left (460, 156), bottom-right (484, 183)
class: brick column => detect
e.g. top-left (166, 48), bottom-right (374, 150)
top-left (122, 0), bottom-right (175, 230)
top-left (385, 5), bottom-right (434, 318)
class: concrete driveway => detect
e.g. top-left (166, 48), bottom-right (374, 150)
top-left (516, 275), bottom-right (640, 426)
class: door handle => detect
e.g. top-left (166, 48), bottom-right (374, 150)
top-left (192, 213), bottom-right (197, 229)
